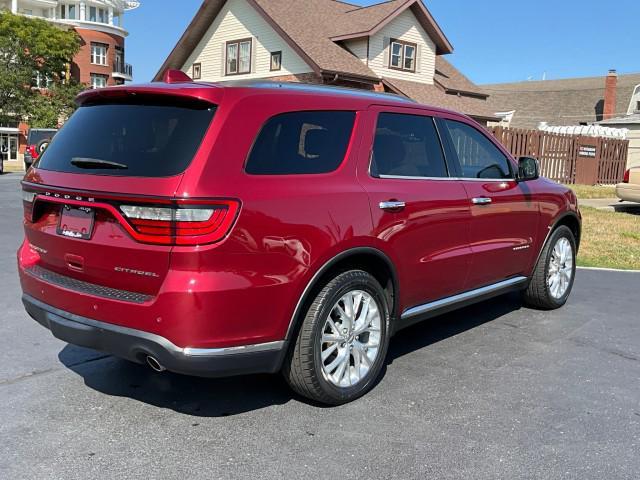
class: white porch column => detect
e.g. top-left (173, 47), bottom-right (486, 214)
top-left (11, 0), bottom-right (18, 14)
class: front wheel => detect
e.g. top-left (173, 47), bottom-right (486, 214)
top-left (524, 225), bottom-right (577, 309)
top-left (283, 270), bottom-right (391, 405)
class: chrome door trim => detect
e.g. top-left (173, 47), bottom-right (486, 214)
top-left (376, 175), bottom-right (514, 182)
top-left (379, 201), bottom-right (406, 210)
top-left (401, 276), bottom-right (528, 320)
top-left (472, 197), bottom-right (493, 205)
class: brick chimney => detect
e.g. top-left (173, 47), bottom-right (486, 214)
top-left (603, 69), bottom-right (618, 120)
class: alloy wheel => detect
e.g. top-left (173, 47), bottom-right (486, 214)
top-left (320, 290), bottom-right (382, 388)
top-left (547, 237), bottom-right (574, 299)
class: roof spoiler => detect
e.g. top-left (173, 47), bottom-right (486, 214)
top-left (158, 69), bottom-right (193, 84)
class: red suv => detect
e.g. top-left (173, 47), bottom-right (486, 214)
top-left (18, 73), bottom-right (581, 404)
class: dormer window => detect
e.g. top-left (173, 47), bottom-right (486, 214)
top-left (389, 39), bottom-right (417, 73)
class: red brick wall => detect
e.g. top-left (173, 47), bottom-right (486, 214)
top-left (71, 28), bottom-right (124, 87)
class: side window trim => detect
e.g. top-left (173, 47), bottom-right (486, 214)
top-left (369, 112), bottom-right (452, 180)
top-left (438, 117), bottom-right (515, 180)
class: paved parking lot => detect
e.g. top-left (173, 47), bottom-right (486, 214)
top-left (0, 172), bottom-right (639, 479)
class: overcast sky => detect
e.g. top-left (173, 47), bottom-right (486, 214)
top-left (127, 0), bottom-right (640, 84)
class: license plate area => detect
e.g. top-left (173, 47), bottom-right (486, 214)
top-left (57, 205), bottom-right (95, 240)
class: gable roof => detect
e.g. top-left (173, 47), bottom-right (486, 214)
top-left (328, 0), bottom-right (453, 55)
top-left (155, 0), bottom-right (451, 81)
top-left (483, 73), bottom-right (640, 129)
top-left (383, 76), bottom-right (497, 122)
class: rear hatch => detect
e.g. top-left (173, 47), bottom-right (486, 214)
top-left (22, 92), bottom-right (220, 297)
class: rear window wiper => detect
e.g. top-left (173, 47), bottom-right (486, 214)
top-left (71, 158), bottom-right (128, 170)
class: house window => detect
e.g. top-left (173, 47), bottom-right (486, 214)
top-left (270, 51), bottom-right (282, 71)
top-left (88, 6), bottom-right (106, 23)
top-left (60, 4), bottom-right (77, 20)
top-left (389, 39), bottom-right (417, 73)
top-left (192, 63), bottom-right (202, 80)
top-left (32, 71), bottom-right (52, 90)
top-left (90, 73), bottom-right (108, 89)
top-left (91, 43), bottom-right (108, 66)
top-left (226, 38), bottom-right (252, 76)
top-left (636, 101), bottom-right (640, 112)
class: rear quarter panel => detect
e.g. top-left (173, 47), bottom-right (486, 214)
top-left (168, 91), bottom-right (378, 345)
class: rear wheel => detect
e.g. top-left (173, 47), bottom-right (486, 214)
top-left (283, 270), bottom-right (391, 405)
top-left (524, 225), bottom-right (576, 309)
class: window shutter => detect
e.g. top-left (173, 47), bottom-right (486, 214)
top-left (382, 37), bottom-right (390, 66)
top-left (415, 45), bottom-right (422, 73)
top-left (252, 37), bottom-right (257, 74)
top-left (220, 42), bottom-right (226, 77)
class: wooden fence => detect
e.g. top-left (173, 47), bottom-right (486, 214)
top-left (489, 126), bottom-right (629, 185)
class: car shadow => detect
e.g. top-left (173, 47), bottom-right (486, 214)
top-left (59, 292), bottom-right (524, 416)
top-left (613, 204), bottom-right (640, 215)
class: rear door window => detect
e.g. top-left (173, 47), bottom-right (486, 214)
top-left (37, 98), bottom-right (216, 177)
top-left (371, 112), bottom-right (448, 178)
top-left (245, 111), bottom-right (356, 175)
top-left (442, 120), bottom-right (513, 179)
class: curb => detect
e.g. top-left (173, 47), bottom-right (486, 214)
top-left (578, 266), bottom-right (640, 273)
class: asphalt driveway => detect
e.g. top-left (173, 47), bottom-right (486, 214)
top-left (0, 172), bottom-right (638, 479)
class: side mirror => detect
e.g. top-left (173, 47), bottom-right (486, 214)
top-left (517, 156), bottom-right (540, 182)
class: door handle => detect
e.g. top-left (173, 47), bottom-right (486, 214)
top-left (472, 197), bottom-right (492, 205)
top-left (379, 201), bottom-right (406, 211)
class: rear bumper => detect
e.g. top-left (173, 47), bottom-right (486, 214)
top-left (616, 183), bottom-right (640, 203)
top-left (23, 294), bottom-right (287, 378)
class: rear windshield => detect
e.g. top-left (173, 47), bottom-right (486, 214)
top-left (27, 130), bottom-right (57, 145)
top-left (37, 99), bottom-right (216, 177)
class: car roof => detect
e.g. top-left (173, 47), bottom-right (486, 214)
top-left (76, 79), bottom-right (467, 118)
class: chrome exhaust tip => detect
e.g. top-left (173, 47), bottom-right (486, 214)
top-left (146, 355), bottom-right (166, 373)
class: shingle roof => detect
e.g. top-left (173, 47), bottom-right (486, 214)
top-left (435, 57), bottom-right (487, 97)
top-left (383, 77), bottom-right (498, 121)
top-left (251, 0), bottom-right (378, 79)
top-left (483, 73), bottom-right (640, 129)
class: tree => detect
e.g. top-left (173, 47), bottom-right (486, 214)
top-left (0, 11), bottom-right (83, 127)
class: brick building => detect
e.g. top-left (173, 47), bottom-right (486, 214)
top-left (0, 0), bottom-right (139, 166)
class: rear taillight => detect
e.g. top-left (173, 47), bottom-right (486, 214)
top-left (22, 188), bottom-right (240, 246)
top-left (623, 169), bottom-right (630, 184)
top-left (22, 190), bottom-right (36, 221)
top-left (119, 200), bottom-right (240, 245)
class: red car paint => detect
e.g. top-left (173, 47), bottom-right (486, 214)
top-left (18, 79), bottom-right (580, 368)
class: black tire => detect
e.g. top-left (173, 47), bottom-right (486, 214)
top-left (524, 225), bottom-right (577, 309)
top-left (283, 270), bottom-right (391, 405)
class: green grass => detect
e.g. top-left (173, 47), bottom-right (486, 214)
top-left (564, 184), bottom-right (617, 200)
top-left (577, 207), bottom-right (640, 270)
